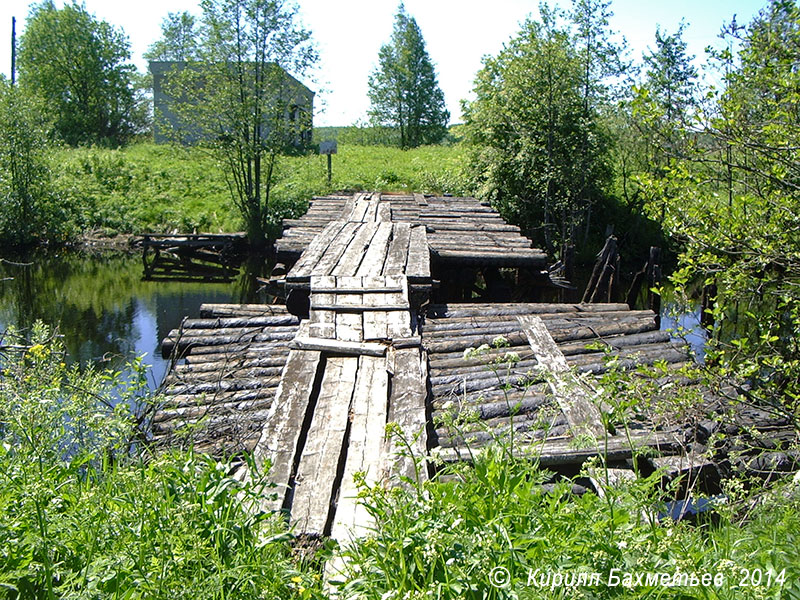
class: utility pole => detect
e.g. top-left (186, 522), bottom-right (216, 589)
top-left (11, 16), bottom-right (16, 84)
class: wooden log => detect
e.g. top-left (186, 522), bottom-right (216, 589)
top-left (164, 377), bottom-right (282, 396)
top-left (161, 329), bottom-right (297, 357)
top-left (435, 429), bottom-right (684, 466)
top-left (435, 422), bottom-right (570, 449)
top-left (180, 315), bottom-right (299, 329)
top-left (153, 397), bottom-right (274, 424)
top-left (558, 330), bottom-right (671, 355)
top-left (161, 387), bottom-right (277, 408)
top-left (199, 303), bottom-right (288, 318)
top-left (425, 302), bottom-right (631, 319)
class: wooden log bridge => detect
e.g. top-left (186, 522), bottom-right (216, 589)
top-left (156, 192), bottom-right (701, 547)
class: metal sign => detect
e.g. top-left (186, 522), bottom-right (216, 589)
top-left (319, 140), bottom-right (338, 155)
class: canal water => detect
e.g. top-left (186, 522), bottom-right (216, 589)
top-left (0, 252), bottom-right (706, 390)
top-left (0, 251), bottom-right (273, 390)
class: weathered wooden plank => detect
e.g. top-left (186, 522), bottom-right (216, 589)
top-left (383, 223), bottom-right (411, 276)
top-left (387, 276), bottom-right (413, 339)
top-left (330, 355), bottom-right (389, 541)
top-left (335, 276), bottom-right (364, 342)
top-left (286, 222), bottom-right (347, 280)
top-left (382, 347), bottom-right (429, 485)
top-left (309, 275), bottom-right (336, 339)
top-left (517, 315), bottom-right (606, 439)
top-left (290, 336), bottom-right (387, 357)
top-left (356, 222), bottom-right (393, 277)
top-left (309, 304), bottom-right (410, 312)
top-left (252, 349), bottom-right (323, 512)
top-left (291, 357), bottom-right (358, 535)
top-left (332, 223), bottom-right (379, 277)
top-left (307, 222), bottom-right (360, 278)
top-left (346, 193), bottom-right (370, 222)
top-left (362, 276), bottom-right (389, 341)
top-left (377, 198), bottom-right (392, 222)
top-left (406, 225), bottom-right (430, 280)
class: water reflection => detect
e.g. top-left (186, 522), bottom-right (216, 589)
top-left (0, 251), bottom-right (272, 389)
top-left (660, 302), bottom-right (708, 363)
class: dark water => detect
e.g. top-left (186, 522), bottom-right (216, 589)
top-left (0, 251), bottom-right (273, 390)
top-left (1, 253), bottom-right (707, 390)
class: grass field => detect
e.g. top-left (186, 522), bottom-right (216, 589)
top-left (50, 141), bottom-right (469, 238)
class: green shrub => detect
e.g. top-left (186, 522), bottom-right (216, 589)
top-left (0, 323), bottom-right (323, 599)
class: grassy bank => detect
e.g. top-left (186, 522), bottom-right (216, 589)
top-left (2, 326), bottom-right (798, 599)
top-left (49, 142), bottom-right (469, 238)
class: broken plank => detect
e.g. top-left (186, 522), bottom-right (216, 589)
top-left (252, 349), bottom-right (323, 513)
top-left (330, 355), bottom-right (390, 541)
top-left (382, 347), bottom-right (429, 485)
top-left (517, 315), bottom-right (606, 439)
top-left (291, 356), bottom-right (358, 535)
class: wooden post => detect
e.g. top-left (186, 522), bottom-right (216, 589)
top-left (326, 153), bottom-right (332, 185)
top-left (319, 140), bottom-right (337, 187)
top-left (582, 236), bottom-right (617, 303)
top-left (647, 246), bottom-right (662, 328)
top-left (11, 17), bottom-right (16, 85)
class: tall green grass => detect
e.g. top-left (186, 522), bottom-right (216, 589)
top-left (49, 142), bottom-right (469, 238)
top-left (2, 326), bottom-right (798, 599)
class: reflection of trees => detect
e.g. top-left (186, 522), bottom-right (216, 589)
top-left (0, 251), bottom-right (275, 367)
top-left (0, 253), bottom-right (139, 364)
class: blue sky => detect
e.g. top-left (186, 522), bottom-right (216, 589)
top-left (1, 0), bottom-right (766, 126)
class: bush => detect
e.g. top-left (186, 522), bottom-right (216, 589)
top-left (0, 323), bottom-right (323, 599)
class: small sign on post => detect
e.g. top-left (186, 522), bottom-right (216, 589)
top-left (319, 140), bottom-right (337, 185)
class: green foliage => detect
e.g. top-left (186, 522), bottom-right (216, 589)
top-left (0, 81), bottom-right (76, 247)
top-left (144, 11), bottom-right (200, 62)
top-left (17, 1), bottom-right (142, 147)
top-left (463, 6), bottom-right (613, 253)
top-left (158, 0), bottom-right (318, 249)
top-left (657, 0), bottom-right (800, 427)
top-left (368, 4), bottom-right (449, 148)
top-left (0, 323), bottom-right (324, 599)
top-left (332, 352), bottom-right (800, 599)
top-left (336, 440), bottom-right (800, 599)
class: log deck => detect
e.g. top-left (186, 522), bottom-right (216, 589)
top-left (156, 192), bottom-right (715, 547)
